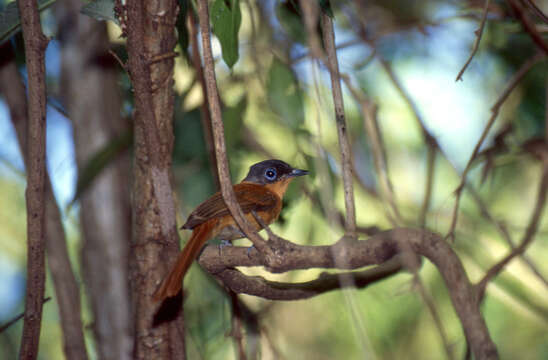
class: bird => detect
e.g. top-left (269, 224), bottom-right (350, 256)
top-left (153, 159), bottom-right (308, 301)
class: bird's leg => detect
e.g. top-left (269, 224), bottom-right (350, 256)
top-left (218, 239), bottom-right (233, 256)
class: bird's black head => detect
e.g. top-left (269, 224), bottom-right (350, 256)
top-left (242, 159), bottom-right (308, 185)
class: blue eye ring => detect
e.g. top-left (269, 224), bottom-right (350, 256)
top-left (264, 167), bottom-right (277, 181)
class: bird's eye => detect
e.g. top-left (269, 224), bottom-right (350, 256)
top-left (264, 168), bottom-right (277, 181)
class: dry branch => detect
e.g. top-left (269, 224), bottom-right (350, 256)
top-left (0, 43), bottom-right (88, 360)
top-left (16, 0), bottom-right (49, 358)
top-left (476, 166), bottom-right (548, 298)
top-left (447, 52), bottom-right (546, 240)
top-left (197, 228), bottom-right (498, 359)
top-left (320, 11), bottom-right (358, 235)
top-left (456, 0), bottom-right (491, 81)
top-left (196, 0), bottom-right (273, 260)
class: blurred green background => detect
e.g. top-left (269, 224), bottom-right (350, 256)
top-left (1, 0), bottom-right (548, 359)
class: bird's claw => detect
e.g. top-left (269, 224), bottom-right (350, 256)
top-left (218, 239), bottom-right (232, 256)
top-left (246, 245), bottom-right (255, 258)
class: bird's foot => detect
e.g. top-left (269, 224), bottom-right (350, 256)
top-left (218, 240), bottom-right (233, 256)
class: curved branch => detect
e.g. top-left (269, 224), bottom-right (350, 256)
top-left (198, 228), bottom-right (498, 359)
top-left (196, 0), bottom-right (273, 260)
top-left (210, 256), bottom-right (403, 300)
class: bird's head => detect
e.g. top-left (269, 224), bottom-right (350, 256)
top-left (242, 159), bottom-right (308, 185)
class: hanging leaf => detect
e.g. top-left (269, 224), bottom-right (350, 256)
top-left (80, 0), bottom-right (118, 24)
top-left (0, 0), bottom-right (57, 45)
top-left (210, 0), bottom-right (241, 68)
top-left (267, 58), bottom-right (305, 129)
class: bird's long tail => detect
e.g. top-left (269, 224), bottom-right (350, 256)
top-left (153, 222), bottom-right (214, 302)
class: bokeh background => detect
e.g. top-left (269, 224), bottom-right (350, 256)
top-left (1, 0), bottom-right (548, 358)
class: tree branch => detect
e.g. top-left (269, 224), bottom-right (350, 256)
top-left (320, 11), bottom-right (358, 235)
top-left (197, 228), bottom-right (498, 359)
top-left (209, 256), bottom-right (402, 300)
top-left (456, 0), bottom-right (491, 81)
top-left (446, 52), bottom-right (546, 240)
top-left (16, 0), bottom-right (49, 358)
top-left (196, 0), bottom-right (273, 260)
top-left (476, 165), bottom-right (548, 298)
top-left (0, 42), bottom-right (88, 360)
top-left (125, 0), bottom-right (184, 357)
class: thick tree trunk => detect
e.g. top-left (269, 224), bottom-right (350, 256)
top-left (125, 0), bottom-right (186, 358)
top-left (56, 3), bottom-right (133, 359)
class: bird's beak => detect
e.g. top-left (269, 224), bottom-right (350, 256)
top-left (288, 168), bottom-right (308, 177)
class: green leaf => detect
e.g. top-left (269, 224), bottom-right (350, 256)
top-left (0, 0), bottom-right (57, 45)
top-left (68, 130), bottom-right (133, 211)
top-left (267, 58), bottom-right (304, 129)
top-left (80, 0), bottom-right (119, 24)
top-left (210, 0), bottom-right (241, 68)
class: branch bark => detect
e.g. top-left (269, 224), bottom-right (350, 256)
top-left (55, 1), bottom-right (133, 357)
top-left (196, 0), bottom-right (274, 261)
top-left (320, 11), bottom-right (357, 235)
top-left (197, 228), bottom-right (498, 359)
top-left (0, 43), bottom-right (88, 360)
top-left (125, 0), bottom-right (184, 358)
top-left (15, 0), bottom-right (49, 358)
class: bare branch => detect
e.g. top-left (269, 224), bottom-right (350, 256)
top-left (467, 186), bottom-right (548, 288)
top-left (187, 12), bottom-right (220, 189)
top-left (16, 0), bottom-right (49, 357)
top-left (507, 0), bottom-right (548, 54)
top-left (0, 42), bottom-right (89, 360)
top-left (210, 256), bottom-right (403, 300)
top-left (420, 146), bottom-right (437, 227)
top-left (198, 228), bottom-right (498, 359)
top-left (196, 0), bottom-right (273, 259)
top-left (476, 166), bottom-right (548, 297)
top-left (446, 52), bottom-right (546, 240)
top-left (456, 0), bottom-right (491, 81)
top-left (320, 11), bottom-right (358, 235)
top-left (0, 298), bottom-right (51, 334)
top-left (358, 95), bottom-right (402, 225)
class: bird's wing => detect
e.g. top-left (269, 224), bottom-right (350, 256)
top-left (182, 183), bottom-right (279, 229)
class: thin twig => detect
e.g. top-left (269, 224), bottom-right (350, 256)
top-left (0, 43), bottom-right (89, 360)
top-left (196, 0), bottom-right (272, 259)
top-left (420, 146), bottom-right (436, 227)
top-left (446, 52), bottom-right (546, 240)
top-left (456, 0), bottom-right (491, 81)
top-left (467, 186), bottom-right (548, 288)
top-left (0, 298), bottom-right (51, 334)
top-left (359, 97), bottom-right (402, 226)
top-left (523, 0), bottom-right (548, 24)
top-left (16, 0), bottom-right (49, 357)
top-left (108, 49), bottom-right (127, 71)
top-left (188, 12), bottom-right (219, 189)
top-left (147, 51), bottom-right (179, 65)
top-left (412, 276), bottom-right (455, 360)
top-left (320, 11), bottom-right (358, 235)
top-left (476, 166), bottom-right (548, 298)
top-left (228, 291), bottom-right (248, 360)
top-left (507, 0), bottom-right (548, 54)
